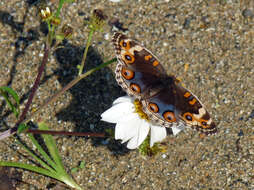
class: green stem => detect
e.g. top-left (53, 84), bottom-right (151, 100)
top-left (23, 58), bottom-right (116, 124)
top-left (0, 58), bottom-right (116, 140)
top-left (78, 30), bottom-right (94, 75)
top-left (49, 0), bottom-right (65, 45)
top-left (59, 175), bottom-right (83, 190)
top-left (55, 0), bottom-right (65, 18)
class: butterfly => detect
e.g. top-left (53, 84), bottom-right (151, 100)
top-left (112, 32), bottom-right (217, 135)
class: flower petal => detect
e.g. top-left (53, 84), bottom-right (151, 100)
top-left (115, 114), bottom-right (140, 142)
top-left (171, 124), bottom-right (185, 135)
top-left (113, 96), bottom-right (132, 105)
top-left (150, 125), bottom-right (167, 147)
top-left (101, 101), bottom-right (134, 123)
top-left (126, 119), bottom-right (150, 149)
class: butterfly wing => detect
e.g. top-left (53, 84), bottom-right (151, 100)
top-left (112, 32), bottom-right (167, 99)
top-left (141, 77), bottom-right (217, 135)
top-left (173, 81), bottom-right (217, 135)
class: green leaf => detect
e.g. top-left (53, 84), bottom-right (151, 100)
top-left (0, 86), bottom-right (20, 105)
top-left (71, 167), bottom-right (78, 173)
top-left (0, 86), bottom-right (20, 118)
top-left (38, 122), bottom-right (65, 173)
top-left (138, 136), bottom-right (166, 156)
top-left (65, 0), bottom-right (74, 3)
top-left (55, 34), bottom-right (65, 41)
top-left (79, 161), bottom-right (85, 169)
top-left (0, 161), bottom-right (59, 180)
top-left (16, 137), bottom-right (55, 173)
top-left (26, 133), bottom-right (57, 172)
top-left (1, 123), bottom-right (83, 189)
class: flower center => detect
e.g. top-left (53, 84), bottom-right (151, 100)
top-left (134, 99), bottom-right (149, 121)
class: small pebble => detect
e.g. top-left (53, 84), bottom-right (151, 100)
top-left (242, 9), bottom-right (254, 18)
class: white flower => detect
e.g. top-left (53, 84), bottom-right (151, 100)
top-left (101, 96), bottom-right (185, 149)
top-left (109, 0), bottom-right (121, 2)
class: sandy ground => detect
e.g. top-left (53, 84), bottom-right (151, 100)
top-left (0, 0), bottom-right (253, 189)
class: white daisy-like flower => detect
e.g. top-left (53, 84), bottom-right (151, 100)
top-left (109, 0), bottom-right (121, 2)
top-left (101, 96), bottom-right (185, 149)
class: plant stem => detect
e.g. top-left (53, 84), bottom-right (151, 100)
top-left (0, 58), bottom-right (116, 140)
top-left (0, 44), bottom-right (50, 140)
top-left (78, 30), bottom-right (94, 75)
top-left (55, 0), bottom-right (65, 18)
top-left (27, 129), bottom-right (105, 137)
top-left (23, 58), bottom-right (116, 124)
top-left (16, 44), bottom-right (49, 127)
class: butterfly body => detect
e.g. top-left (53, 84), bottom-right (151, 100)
top-left (112, 32), bottom-right (217, 135)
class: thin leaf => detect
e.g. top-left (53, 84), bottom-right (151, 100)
top-left (0, 86), bottom-right (20, 118)
top-left (71, 167), bottom-right (78, 173)
top-left (0, 161), bottom-right (60, 180)
top-left (27, 133), bottom-right (58, 171)
top-left (0, 86), bottom-right (20, 105)
top-left (55, 34), bottom-right (65, 41)
top-left (16, 138), bottom-right (55, 173)
top-left (79, 161), bottom-right (85, 169)
top-left (38, 122), bottom-right (65, 172)
top-left (0, 160), bottom-right (82, 189)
